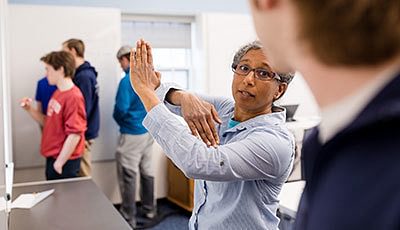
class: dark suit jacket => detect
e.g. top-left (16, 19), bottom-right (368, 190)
top-left (295, 71), bottom-right (400, 230)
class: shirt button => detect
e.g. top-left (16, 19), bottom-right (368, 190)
top-left (220, 161), bottom-right (224, 166)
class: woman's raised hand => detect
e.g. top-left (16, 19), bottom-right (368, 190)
top-left (130, 39), bottom-right (161, 93)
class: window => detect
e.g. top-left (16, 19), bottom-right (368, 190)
top-left (121, 16), bottom-right (193, 89)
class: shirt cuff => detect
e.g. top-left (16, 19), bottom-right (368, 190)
top-left (155, 82), bottom-right (183, 101)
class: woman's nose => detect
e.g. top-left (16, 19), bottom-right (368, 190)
top-left (243, 70), bottom-right (256, 85)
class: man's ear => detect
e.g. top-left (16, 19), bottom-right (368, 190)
top-left (253, 0), bottom-right (278, 10)
top-left (59, 66), bottom-right (65, 76)
top-left (71, 48), bottom-right (78, 57)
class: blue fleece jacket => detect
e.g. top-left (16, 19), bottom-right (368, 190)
top-left (73, 61), bottom-right (100, 140)
top-left (113, 69), bottom-right (148, 135)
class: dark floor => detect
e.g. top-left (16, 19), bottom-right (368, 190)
top-left (114, 199), bottom-right (191, 230)
top-left (114, 199), bottom-right (296, 230)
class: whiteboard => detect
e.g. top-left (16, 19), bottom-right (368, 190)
top-left (9, 5), bottom-right (122, 168)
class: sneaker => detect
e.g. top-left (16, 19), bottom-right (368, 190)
top-left (137, 206), bottom-right (157, 220)
top-left (144, 210), bottom-right (156, 219)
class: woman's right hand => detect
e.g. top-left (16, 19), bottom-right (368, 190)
top-left (20, 97), bottom-right (33, 111)
top-left (180, 93), bottom-right (222, 147)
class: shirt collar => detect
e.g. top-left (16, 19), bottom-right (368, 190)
top-left (319, 66), bottom-right (400, 143)
top-left (222, 106), bottom-right (286, 133)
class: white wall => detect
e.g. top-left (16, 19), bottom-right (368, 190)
top-left (8, 4), bottom-right (169, 199)
top-left (9, 5), bottom-right (121, 167)
top-left (278, 73), bottom-right (320, 118)
top-left (197, 13), bottom-right (320, 117)
top-left (9, 0), bottom-right (250, 15)
top-left (0, 0), bottom-right (10, 228)
top-left (197, 13), bottom-right (257, 97)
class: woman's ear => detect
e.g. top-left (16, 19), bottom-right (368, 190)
top-left (274, 82), bottom-right (288, 100)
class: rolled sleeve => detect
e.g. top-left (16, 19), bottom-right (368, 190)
top-left (143, 104), bottom-right (294, 182)
top-left (155, 82), bottom-right (182, 101)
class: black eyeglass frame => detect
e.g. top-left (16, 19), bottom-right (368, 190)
top-left (231, 63), bottom-right (282, 82)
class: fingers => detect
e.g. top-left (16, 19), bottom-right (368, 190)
top-left (20, 97), bottom-right (32, 108)
top-left (129, 48), bottom-right (136, 91)
top-left (189, 114), bottom-right (218, 147)
top-left (205, 114), bottom-right (219, 145)
top-left (155, 71), bottom-right (161, 80)
top-left (187, 120), bottom-right (200, 137)
top-left (210, 107), bottom-right (221, 145)
top-left (193, 119), bottom-right (212, 146)
top-left (136, 39), bottom-right (154, 65)
top-left (130, 48), bottom-right (135, 72)
top-left (141, 41), bottom-right (148, 66)
top-left (135, 40), bottom-right (142, 66)
top-left (53, 162), bottom-right (62, 174)
top-left (211, 106), bottom-right (222, 124)
top-left (145, 41), bottom-right (153, 67)
top-left (201, 116), bottom-right (218, 147)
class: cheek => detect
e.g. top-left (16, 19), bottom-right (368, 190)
top-left (260, 84), bottom-right (277, 101)
top-left (231, 77), bottom-right (240, 93)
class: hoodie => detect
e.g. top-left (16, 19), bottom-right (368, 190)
top-left (73, 61), bottom-right (100, 140)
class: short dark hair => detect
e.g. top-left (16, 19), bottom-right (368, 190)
top-left (232, 41), bottom-right (294, 83)
top-left (63, 38), bottom-right (85, 58)
top-left (293, 0), bottom-right (400, 66)
top-left (40, 51), bottom-right (76, 78)
top-left (119, 53), bottom-right (130, 61)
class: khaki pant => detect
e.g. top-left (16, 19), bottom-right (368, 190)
top-left (116, 133), bottom-right (156, 227)
top-left (79, 139), bottom-right (94, 177)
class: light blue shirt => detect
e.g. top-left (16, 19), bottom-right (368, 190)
top-left (143, 83), bottom-right (295, 230)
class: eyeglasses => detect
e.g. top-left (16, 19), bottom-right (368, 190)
top-left (231, 64), bottom-right (281, 81)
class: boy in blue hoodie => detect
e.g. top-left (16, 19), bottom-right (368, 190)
top-left (62, 39), bottom-right (100, 177)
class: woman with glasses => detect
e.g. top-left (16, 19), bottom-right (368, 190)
top-left (130, 39), bottom-right (295, 230)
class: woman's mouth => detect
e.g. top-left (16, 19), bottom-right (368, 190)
top-left (238, 90), bottom-right (255, 98)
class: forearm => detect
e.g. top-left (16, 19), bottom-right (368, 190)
top-left (28, 108), bottom-right (45, 126)
top-left (55, 134), bottom-right (81, 166)
top-left (143, 104), bottom-right (284, 181)
top-left (165, 89), bottom-right (187, 106)
top-left (136, 88), bottom-right (161, 112)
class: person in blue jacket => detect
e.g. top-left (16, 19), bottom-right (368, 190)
top-left (62, 38), bottom-right (100, 177)
top-left (35, 76), bottom-right (57, 117)
top-left (113, 45), bottom-right (156, 229)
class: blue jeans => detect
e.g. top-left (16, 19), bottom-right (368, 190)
top-left (46, 157), bottom-right (81, 180)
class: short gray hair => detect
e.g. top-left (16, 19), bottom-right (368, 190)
top-left (232, 41), bottom-right (294, 84)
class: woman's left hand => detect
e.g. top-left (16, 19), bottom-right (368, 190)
top-left (130, 39), bottom-right (161, 94)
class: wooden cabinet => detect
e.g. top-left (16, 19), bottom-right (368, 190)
top-left (166, 159), bottom-right (194, 212)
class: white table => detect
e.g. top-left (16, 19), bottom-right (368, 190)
top-left (285, 117), bottom-right (320, 181)
top-left (10, 177), bottom-right (131, 230)
top-left (278, 180), bottom-right (305, 218)
top-left (285, 116), bottom-right (320, 141)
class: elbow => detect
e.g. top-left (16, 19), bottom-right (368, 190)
top-left (171, 163), bottom-right (197, 179)
top-left (113, 110), bottom-right (123, 122)
top-left (182, 170), bottom-right (196, 179)
top-left (112, 111), bottom-right (118, 121)
top-left (180, 166), bottom-right (204, 180)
